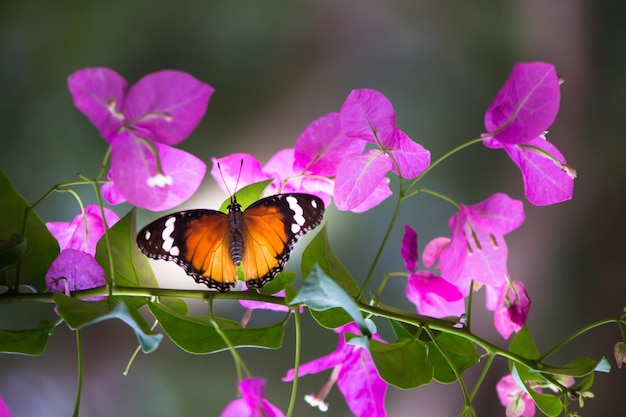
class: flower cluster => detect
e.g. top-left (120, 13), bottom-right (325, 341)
top-left (45, 204), bottom-right (119, 299)
top-left (212, 88), bottom-right (431, 212)
top-left (68, 68), bottom-right (213, 211)
top-left (34, 62), bottom-right (584, 417)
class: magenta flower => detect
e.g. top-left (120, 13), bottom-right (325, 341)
top-left (46, 204), bottom-right (119, 256)
top-left (401, 226), bottom-right (465, 318)
top-left (438, 193), bottom-right (525, 289)
top-left (0, 395), bottom-right (11, 417)
top-left (211, 151), bottom-right (333, 207)
top-left (293, 89), bottom-right (430, 212)
top-left (496, 374), bottom-right (537, 417)
top-left (492, 281), bottom-right (531, 339)
top-left (68, 68), bottom-right (213, 211)
top-left (483, 62), bottom-right (575, 206)
top-left (221, 378), bottom-right (285, 417)
top-left (46, 249), bottom-right (106, 300)
top-left (283, 323), bottom-right (387, 416)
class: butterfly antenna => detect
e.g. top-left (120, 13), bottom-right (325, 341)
top-left (217, 160), bottom-right (244, 203)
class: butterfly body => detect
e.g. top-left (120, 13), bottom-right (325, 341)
top-left (137, 193), bottom-right (325, 292)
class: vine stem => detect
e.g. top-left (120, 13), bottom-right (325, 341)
top-left (539, 316), bottom-right (623, 361)
top-left (285, 308), bottom-right (302, 417)
top-left (404, 136), bottom-right (486, 195)
top-left (211, 319), bottom-right (252, 381)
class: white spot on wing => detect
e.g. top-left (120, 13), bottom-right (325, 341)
top-left (286, 196), bottom-right (306, 226)
top-left (162, 217), bottom-right (176, 252)
top-left (144, 230), bottom-right (151, 240)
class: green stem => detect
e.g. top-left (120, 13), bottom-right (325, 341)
top-left (469, 354), bottom-right (495, 401)
top-left (210, 318), bottom-right (251, 380)
top-left (73, 329), bottom-right (84, 417)
top-left (424, 325), bottom-right (472, 409)
top-left (404, 136), bottom-right (486, 195)
top-left (357, 187), bottom-right (404, 301)
top-left (406, 187), bottom-right (460, 210)
top-left (539, 317), bottom-right (622, 361)
top-left (285, 309), bottom-right (302, 417)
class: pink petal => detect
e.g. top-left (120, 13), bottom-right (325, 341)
top-left (110, 133), bottom-right (205, 211)
top-left (239, 286), bottom-right (291, 312)
top-left (100, 170), bottom-right (127, 205)
top-left (282, 349), bottom-right (347, 382)
top-left (439, 212), bottom-right (469, 285)
top-left (494, 281), bottom-right (531, 339)
top-left (340, 89), bottom-right (397, 145)
top-left (46, 204), bottom-right (119, 256)
top-left (46, 249), bottom-right (106, 299)
top-left (294, 112), bottom-right (366, 176)
top-left (504, 137), bottom-right (574, 206)
top-left (401, 225), bottom-right (418, 273)
top-left (461, 225), bottom-right (509, 288)
top-left (263, 148), bottom-right (298, 194)
top-left (123, 70), bottom-right (214, 145)
top-left (496, 374), bottom-right (536, 417)
top-left (211, 153), bottom-right (270, 196)
top-left (67, 67), bottom-right (127, 141)
top-left (386, 130), bottom-right (431, 179)
top-left (406, 271), bottom-right (465, 318)
top-left (422, 237), bottom-right (450, 269)
top-left (465, 193), bottom-right (525, 235)
top-left (484, 62), bottom-right (560, 145)
top-left (334, 150), bottom-right (392, 211)
top-left (337, 347), bottom-right (387, 417)
top-left (348, 176), bottom-right (392, 213)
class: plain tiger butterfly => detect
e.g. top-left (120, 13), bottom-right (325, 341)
top-left (136, 193), bottom-right (325, 292)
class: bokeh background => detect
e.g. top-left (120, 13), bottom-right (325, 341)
top-left (1, 1), bottom-right (625, 416)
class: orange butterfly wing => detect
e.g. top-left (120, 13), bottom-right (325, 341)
top-left (137, 210), bottom-right (239, 291)
top-left (240, 194), bottom-right (325, 288)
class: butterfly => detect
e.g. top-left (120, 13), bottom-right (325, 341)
top-left (137, 193), bottom-right (325, 292)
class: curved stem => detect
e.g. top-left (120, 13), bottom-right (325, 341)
top-left (539, 317), bottom-right (622, 361)
top-left (424, 325), bottom-right (472, 409)
top-left (285, 309), bottom-right (302, 417)
top-left (469, 354), bottom-right (495, 401)
top-left (406, 187), bottom-right (460, 210)
top-left (210, 318), bottom-right (252, 380)
top-left (405, 136), bottom-right (486, 195)
top-left (357, 186), bottom-right (404, 301)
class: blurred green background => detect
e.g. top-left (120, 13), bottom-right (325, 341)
top-left (1, 1), bottom-right (625, 416)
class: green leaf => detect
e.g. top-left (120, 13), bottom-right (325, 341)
top-left (0, 170), bottom-right (59, 291)
top-left (0, 322), bottom-right (55, 355)
top-left (389, 319), bottom-right (415, 340)
top-left (54, 293), bottom-right (162, 353)
top-left (428, 333), bottom-right (479, 384)
top-left (96, 209), bottom-right (158, 294)
top-left (370, 338), bottom-right (433, 389)
top-left (509, 325), bottom-right (543, 382)
top-left (301, 225), bottom-right (359, 297)
top-left (258, 270), bottom-right (296, 295)
top-left (299, 227), bottom-right (360, 329)
top-left (0, 234), bottom-right (26, 271)
top-left (510, 325), bottom-right (540, 358)
top-left (148, 302), bottom-right (285, 354)
top-left (289, 264), bottom-right (370, 337)
top-left (218, 180), bottom-right (274, 212)
top-left (531, 357), bottom-right (599, 378)
top-left (512, 364), bottom-right (563, 417)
